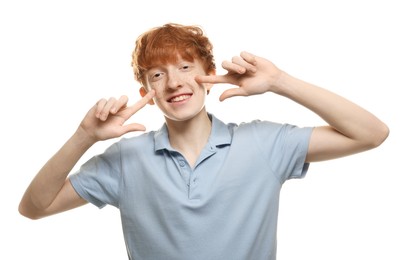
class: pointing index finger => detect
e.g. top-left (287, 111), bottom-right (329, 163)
top-left (195, 75), bottom-right (228, 85)
top-left (125, 89), bottom-right (156, 117)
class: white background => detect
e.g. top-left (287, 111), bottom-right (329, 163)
top-left (1, 0), bottom-right (405, 259)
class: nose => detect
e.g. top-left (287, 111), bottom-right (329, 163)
top-left (166, 70), bottom-right (182, 90)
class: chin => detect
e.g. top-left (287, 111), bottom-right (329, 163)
top-left (163, 107), bottom-right (207, 123)
top-left (164, 112), bottom-right (197, 122)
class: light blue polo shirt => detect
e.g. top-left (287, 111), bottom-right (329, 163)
top-left (70, 114), bottom-right (313, 260)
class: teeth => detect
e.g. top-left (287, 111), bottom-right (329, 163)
top-left (170, 95), bottom-right (191, 102)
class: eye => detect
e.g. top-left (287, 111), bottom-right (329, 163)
top-left (180, 64), bottom-right (191, 71)
top-left (150, 71), bottom-right (164, 82)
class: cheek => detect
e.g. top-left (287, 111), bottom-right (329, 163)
top-left (153, 92), bottom-right (166, 102)
top-left (187, 74), bottom-right (207, 91)
top-left (148, 84), bottom-right (165, 100)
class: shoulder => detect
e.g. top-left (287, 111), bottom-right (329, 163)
top-left (229, 119), bottom-right (312, 148)
top-left (117, 131), bottom-right (157, 152)
top-left (212, 114), bottom-right (282, 135)
top-left (231, 119), bottom-right (284, 136)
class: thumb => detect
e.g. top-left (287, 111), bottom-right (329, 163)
top-left (219, 88), bottom-right (247, 102)
top-left (120, 123), bottom-right (147, 135)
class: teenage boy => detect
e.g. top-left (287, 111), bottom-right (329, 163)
top-left (19, 23), bottom-right (389, 260)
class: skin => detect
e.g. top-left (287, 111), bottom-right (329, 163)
top-left (197, 51), bottom-right (389, 161)
top-left (139, 57), bottom-right (214, 166)
top-left (19, 51), bottom-right (389, 220)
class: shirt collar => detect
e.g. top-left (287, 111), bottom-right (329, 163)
top-left (154, 113), bottom-right (232, 152)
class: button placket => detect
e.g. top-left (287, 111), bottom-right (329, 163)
top-left (174, 154), bottom-right (194, 195)
top-left (179, 159), bottom-right (186, 167)
top-left (169, 143), bottom-right (218, 200)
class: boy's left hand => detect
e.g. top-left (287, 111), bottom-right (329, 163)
top-left (195, 51), bottom-right (283, 101)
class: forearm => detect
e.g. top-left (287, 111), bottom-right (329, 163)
top-left (276, 71), bottom-right (389, 147)
top-left (20, 128), bottom-right (95, 211)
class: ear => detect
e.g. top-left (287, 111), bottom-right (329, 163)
top-left (139, 86), bottom-right (155, 105)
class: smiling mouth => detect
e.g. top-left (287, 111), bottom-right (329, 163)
top-left (168, 94), bottom-right (192, 103)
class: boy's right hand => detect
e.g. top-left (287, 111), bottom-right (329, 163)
top-left (78, 90), bottom-right (155, 143)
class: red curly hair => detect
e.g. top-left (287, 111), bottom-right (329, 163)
top-left (131, 23), bottom-right (216, 86)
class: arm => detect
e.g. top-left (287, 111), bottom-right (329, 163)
top-left (274, 73), bottom-right (389, 162)
top-left (19, 91), bottom-right (155, 219)
top-left (196, 52), bottom-right (389, 162)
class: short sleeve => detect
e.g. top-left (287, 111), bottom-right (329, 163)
top-left (69, 143), bottom-right (122, 208)
top-left (251, 121), bottom-right (313, 183)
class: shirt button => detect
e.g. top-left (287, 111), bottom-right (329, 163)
top-left (179, 160), bottom-right (186, 167)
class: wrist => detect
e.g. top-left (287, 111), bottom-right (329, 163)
top-left (72, 126), bottom-right (97, 150)
top-left (270, 70), bottom-right (288, 94)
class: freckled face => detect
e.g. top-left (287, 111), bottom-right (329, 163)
top-left (145, 58), bottom-right (210, 122)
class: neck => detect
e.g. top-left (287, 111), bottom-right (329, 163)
top-left (165, 110), bottom-right (212, 167)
